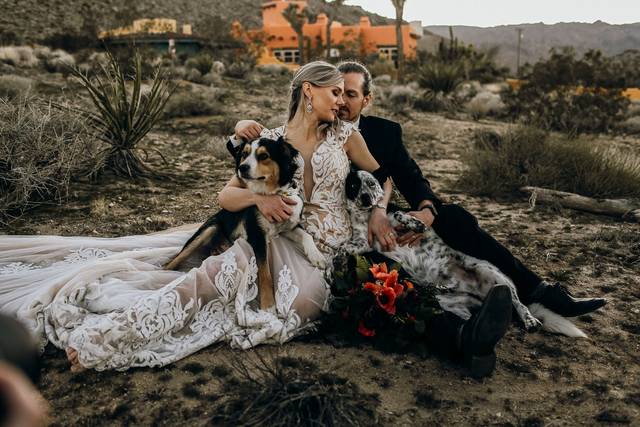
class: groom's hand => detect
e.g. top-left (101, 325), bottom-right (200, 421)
top-left (235, 120), bottom-right (264, 141)
top-left (255, 194), bottom-right (297, 223)
top-left (368, 209), bottom-right (396, 252)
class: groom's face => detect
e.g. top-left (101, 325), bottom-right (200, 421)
top-left (338, 72), bottom-right (370, 122)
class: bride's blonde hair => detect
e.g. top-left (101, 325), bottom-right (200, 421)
top-left (288, 61), bottom-right (343, 132)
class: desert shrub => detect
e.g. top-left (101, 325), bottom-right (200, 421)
top-left (413, 90), bottom-right (458, 113)
top-left (224, 61), bottom-right (252, 79)
top-left (185, 53), bottom-right (214, 75)
top-left (43, 49), bottom-right (76, 73)
top-left (458, 126), bottom-right (640, 198)
top-left (386, 85), bottom-right (416, 114)
top-left (211, 353), bottom-right (380, 426)
top-left (465, 91), bottom-right (506, 119)
top-left (417, 61), bottom-right (464, 94)
top-left (257, 63), bottom-right (290, 76)
top-left (505, 48), bottom-right (631, 135)
top-left (71, 51), bottom-right (174, 178)
top-left (164, 88), bottom-right (224, 118)
top-left (616, 116), bottom-right (640, 135)
top-left (503, 86), bottom-right (630, 136)
top-left (186, 68), bottom-right (203, 83)
top-left (211, 60), bottom-right (225, 74)
top-left (367, 58), bottom-right (396, 78)
top-left (0, 75), bottom-right (34, 100)
top-left (201, 72), bottom-right (223, 86)
top-left (373, 74), bottom-right (392, 86)
top-left (0, 97), bottom-right (93, 221)
top-left (0, 46), bottom-right (39, 68)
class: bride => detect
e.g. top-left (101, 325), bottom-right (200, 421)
top-left (0, 61), bottom-right (392, 371)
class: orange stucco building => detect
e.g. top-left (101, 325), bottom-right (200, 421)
top-left (235, 0), bottom-right (421, 66)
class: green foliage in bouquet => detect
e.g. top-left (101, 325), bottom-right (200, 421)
top-left (326, 255), bottom-right (441, 354)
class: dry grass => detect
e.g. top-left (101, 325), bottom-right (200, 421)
top-left (458, 126), bottom-right (640, 199)
top-left (211, 351), bottom-right (380, 426)
top-left (0, 75), bottom-right (34, 100)
top-left (0, 96), bottom-right (93, 222)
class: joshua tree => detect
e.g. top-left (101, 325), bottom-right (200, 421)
top-left (282, 3), bottom-right (309, 64)
top-left (323, 0), bottom-right (345, 59)
top-left (391, 0), bottom-right (406, 81)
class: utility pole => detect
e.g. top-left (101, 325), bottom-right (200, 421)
top-left (516, 28), bottom-right (523, 77)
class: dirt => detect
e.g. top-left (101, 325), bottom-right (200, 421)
top-left (2, 71), bottom-right (640, 426)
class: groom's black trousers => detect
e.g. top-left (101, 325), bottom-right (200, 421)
top-left (431, 204), bottom-right (542, 304)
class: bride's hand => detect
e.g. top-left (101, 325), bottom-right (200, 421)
top-left (235, 120), bottom-right (264, 141)
top-left (368, 209), bottom-right (396, 251)
top-left (255, 194), bottom-right (297, 223)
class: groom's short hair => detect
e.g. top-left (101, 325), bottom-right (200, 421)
top-left (337, 61), bottom-right (373, 97)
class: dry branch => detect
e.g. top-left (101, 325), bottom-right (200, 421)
top-left (521, 186), bottom-right (640, 222)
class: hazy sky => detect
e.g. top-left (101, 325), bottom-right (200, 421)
top-left (345, 0), bottom-right (640, 27)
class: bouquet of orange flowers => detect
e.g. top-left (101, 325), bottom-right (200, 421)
top-left (328, 255), bottom-right (441, 352)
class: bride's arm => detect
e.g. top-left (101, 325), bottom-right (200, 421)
top-left (218, 176), bottom-right (297, 223)
top-left (344, 131), bottom-right (396, 251)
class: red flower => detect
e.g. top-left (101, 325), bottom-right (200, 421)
top-left (370, 263), bottom-right (390, 280)
top-left (358, 320), bottom-right (376, 337)
top-left (377, 286), bottom-right (397, 315)
top-left (364, 282), bottom-right (383, 294)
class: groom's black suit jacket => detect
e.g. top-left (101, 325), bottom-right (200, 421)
top-left (357, 115), bottom-right (440, 210)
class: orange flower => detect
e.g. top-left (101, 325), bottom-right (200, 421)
top-left (358, 320), bottom-right (376, 337)
top-left (369, 262), bottom-right (389, 280)
top-left (364, 282), bottom-right (383, 294)
top-left (377, 286), bottom-right (397, 315)
top-left (404, 280), bottom-right (414, 290)
top-left (383, 269), bottom-right (399, 288)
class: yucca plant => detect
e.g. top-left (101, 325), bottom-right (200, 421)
top-left (417, 61), bottom-right (465, 94)
top-left (71, 51), bottom-right (175, 178)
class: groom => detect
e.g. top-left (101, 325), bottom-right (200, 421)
top-left (228, 61), bottom-right (605, 377)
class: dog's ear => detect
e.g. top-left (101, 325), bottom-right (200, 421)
top-left (234, 141), bottom-right (248, 169)
top-left (276, 136), bottom-right (299, 186)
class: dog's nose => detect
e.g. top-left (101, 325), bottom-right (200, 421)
top-left (238, 163), bottom-right (250, 174)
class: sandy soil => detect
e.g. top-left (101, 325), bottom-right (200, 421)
top-left (2, 71), bottom-right (639, 426)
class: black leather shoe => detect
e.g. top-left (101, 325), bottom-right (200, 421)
top-left (536, 281), bottom-right (606, 317)
top-left (458, 285), bottom-right (512, 379)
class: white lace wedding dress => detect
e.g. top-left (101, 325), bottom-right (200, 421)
top-left (0, 122), bottom-right (355, 371)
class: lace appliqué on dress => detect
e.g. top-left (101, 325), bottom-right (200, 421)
top-left (0, 262), bottom-right (37, 275)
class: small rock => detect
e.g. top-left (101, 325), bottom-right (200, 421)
top-left (203, 205), bottom-right (211, 209)
top-left (161, 210), bottom-right (170, 214)
top-left (145, 217), bottom-right (152, 223)
top-left (108, 202), bottom-right (115, 208)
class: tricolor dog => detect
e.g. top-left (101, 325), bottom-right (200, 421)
top-left (164, 136), bottom-right (326, 310)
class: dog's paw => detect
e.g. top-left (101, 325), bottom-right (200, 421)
top-left (392, 211), bottom-right (425, 233)
top-left (523, 313), bottom-right (543, 332)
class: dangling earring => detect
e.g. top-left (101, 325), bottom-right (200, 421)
top-left (305, 98), bottom-right (313, 113)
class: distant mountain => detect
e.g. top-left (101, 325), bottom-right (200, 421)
top-left (424, 22), bottom-right (640, 71)
top-left (0, 0), bottom-right (392, 45)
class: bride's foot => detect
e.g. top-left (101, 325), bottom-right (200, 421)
top-left (65, 347), bottom-right (85, 372)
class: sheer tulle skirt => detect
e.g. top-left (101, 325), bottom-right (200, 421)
top-left (0, 225), bottom-right (329, 371)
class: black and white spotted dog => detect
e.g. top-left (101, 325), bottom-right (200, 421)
top-left (342, 170), bottom-right (586, 337)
